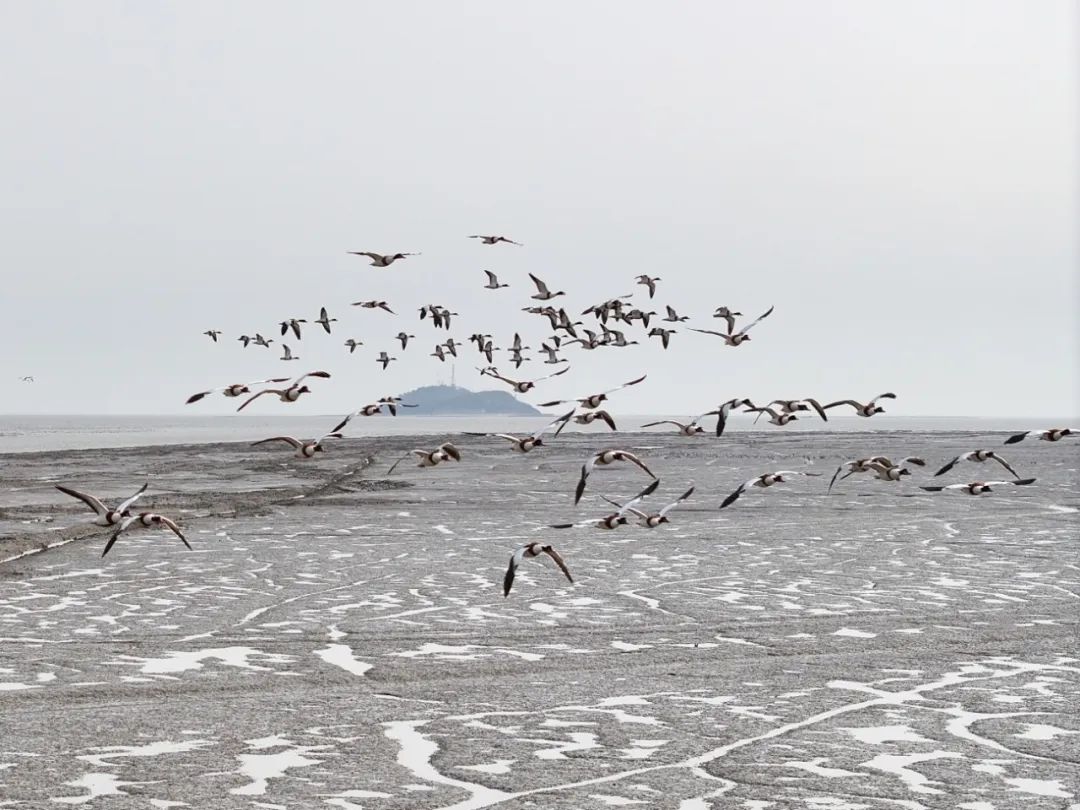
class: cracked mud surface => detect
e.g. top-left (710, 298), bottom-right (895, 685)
top-left (1, 431), bottom-right (1078, 808)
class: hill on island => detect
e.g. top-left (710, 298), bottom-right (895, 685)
top-left (397, 385), bottom-right (541, 416)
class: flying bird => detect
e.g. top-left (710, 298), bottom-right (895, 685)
top-left (712, 307), bottom-right (743, 334)
top-left (315, 307), bottom-right (337, 334)
top-left (648, 327), bottom-right (676, 349)
top-left (387, 443), bottom-right (461, 475)
top-left (235, 371), bottom-right (331, 411)
top-left (503, 543), bottom-right (572, 597)
top-left (376, 352), bottom-right (397, 370)
top-left (759, 398), bottom-right (829, 422)
top-left (481, 366), bottom-right (569, 394)
top-left (330, 399), bottom-right (418, 432)
top-left (279, 318), bottom-right (306, 340)
top-left (352, 300), bottom-right (396, 314)
top-left (238, 335), bottom-right (252, 348)
top-left (55, 482), bottom-right (148, 527)
top-left (539, 375), bottom-right (647, 410)
top-left (344, 338), bottom-right (363, 353)
top-left (431, 344), bottom-right (447, 362)
top-left (828, 456), bottom-right (926, 491)
top-left (934, 450), bottom-right (1021, 480)
top-left (714, 398), bottom-right (753, 437)
top-left (483, 270), bottom-right (509, 289)
top-left (19, 375), bottom-right (34, 382)
top-left (553, 479), bottom-right (661, 529)
top-left (470, 235), bottom-right (523, 246)
top-left (720, 470), bottom-right (821, 509)
top-left (486, 410), bottom-right (576, 453)
top-left (662, 305), bottom-right (689, 323)
top-left (347, 251), bottom-right (419, 267)
top-left (250, 432), bottom-right (343, 459)
top-left (395, 332), bottom-right (416, 349)
top-left (745, 406), bottom-right (800, 426)
top-left (203, 330), bottom-right (222, 342)
top-left (921, 479), bottom-right (1037, 495)
top-left (823, 393), bottom-right (896, 417)
top-left (571, 409), bottom-right (617, 431)
top-left (1003, 428), bottom-right (1075, 445)
top-left (253, 334), bottom-right (274, 348)
top-left (691, 305), bottom-right (774, 346)
top-left (604, 484), bottom-right (695, 528)
top-left (528, 273), bottom-right (565, 301)
top-left (280, 344), bottom-right (300, 361)
top-left (635, 275), bottom-right (660, 298)
top-left (102, 512), bottom-right (190, 558)
top-left (575, 449), bottom-right (657, 505)
top-left (186, 377), bottom-right (290, 404)
top-left (640, 411), bottom-right (719, 436)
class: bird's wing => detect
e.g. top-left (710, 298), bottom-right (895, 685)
top-left (920, 485), bottom-right (947, 492)
top-left (386, 452), bottom-right (413, 475)
top-left (740, 305), bottom-right (775, 333)
top-left (319, 431), bottom-right (344, 444)
top-left (439, 443), bottom-right (462, 461)
top-left (801, 398), bottom-right (829, 421)
top-left (990, 454), bottom-right (1020, 478)
top-left (574, 463), bottom-right (592, 505)
top-left (823, 400), bottom-right (860, 410)
top-left (719, 482), bottom-right (750, 509)
top-left (155, 516), bottom-right (192, 549)
top-left (689, 328), bottom-right (728, 338)
top-left (292, 370), bottom-right (331, 385)
top-left (619, 478), bottom-right (661, 516)
top-left (619, 451), bottom-right (656, 478)
top-left (492, 434), bottom-right (522, 444)
top-left (503, 547), bottom-right (527, 596)
top-left (901, 457), bottom-right (926, 467)
top-left (602, 374), bottom-right (647, 396)
top-left (55, 485), bottom-right (108, 516)
top-left (596, 410), bottom-right (617, 431)
top-left (659, 485), bottom-right (695, 517)
top-left (116, 482), bottom-right (149, 514)
top-left (185, 389), bottom-right (216, 404)
top-left (483, 270), bottom-right (499, 285)
top-left (869, 392), bottom-right (897, 406)
top-left (329, 412), bottom-right (356, 434)
top-left (537, 399), bottom-right (569, 407)
top-left (251, 436), bottom-right (303, 449)
top-left (827, 466), bottom-right (845, 493)
top-left (536, 366), bottom-right (571, 383)
top-left (542, 546), bottom-right (574, 584)
top-left (348, 251), bottom-right (378, 259)
top-left (1003, 431), bottom-right (1032, 445)
top-left (528, 273), bottom-right (550, 294)
top-left (236, 389), bottom-right (279, 412)
top-left (536, 409), bottom-right (576, 441)
top-left (640, 421), bottom-right (679, 428)
top-left (934, 455), bottom-right (961, 476)
top-left (995, 478), bottom-right (1036, 487)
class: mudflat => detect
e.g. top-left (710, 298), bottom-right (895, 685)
top-left (1, 430), bottom-right (1077, 808)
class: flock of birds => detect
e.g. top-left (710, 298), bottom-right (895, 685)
top-left (46, 234), bottom-right (1075, 595)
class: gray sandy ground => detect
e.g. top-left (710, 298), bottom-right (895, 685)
top-left (1, 431), bottom-right (1078, 809)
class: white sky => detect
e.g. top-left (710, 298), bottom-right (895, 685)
top-left (2, 1), bottom-right (1076, 418)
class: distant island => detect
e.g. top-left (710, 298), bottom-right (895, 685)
top-left (396, 385), bottom-right (541, 416)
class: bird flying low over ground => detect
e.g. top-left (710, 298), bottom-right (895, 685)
top-left (1004, 428), bottom-right (1074, 445)
top-left (55, 482), bottom-right (148, 527)
top-left (102, 512), bottom-right (190, 558)
top-left (235, 371), bottom-right (331, 411)
top-left (186, 377), bottom-right (290, 404)
top-left (571, 409), bottom-right (617, 431)
top-left (823, 392), bottom-right (896, 417)
top-left (640, 411), bottom-right (719, 436)
top-left (759, 398), bottom-right (829, 422)
top-left (720, 470), bottom-right (821, 509)
top-left (329, 399), bottom-right (417, 433)
top-left (935, 450), bottom-right (1021, 479)
top-left (387, 443), bottom-right (461, 475)
top-left (553, 479), bottom-right (661, 529)
top-left (920, 479), bottom-right (1037, 495)
top-left (828, 456), bottom-right (926, 490)
top-left (480, 410), bottom-right (576, 453)
top-left (470, 234), bottom-right (522, 246)
top-left (250, 432), bottom-right (342, 459)
top-left (503, 543), bottom-right (571, 597)
top-left (575, 449), bottom-right (656, 505)
top-left (347, 251), bottom-right (419, 266)
top-left (603, 484), bottom-right (695, 527)
top-left (715, 398), bottom-right (753, 437)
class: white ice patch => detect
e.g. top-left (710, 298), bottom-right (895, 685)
top-left (314, 644), bottom-right (373, 677)
top-left (833, 628), bottom-right (877, 639)
top-left (117, 646), bottom-right (294, 675)
top-left (860, 751), bottom-right (962, 794)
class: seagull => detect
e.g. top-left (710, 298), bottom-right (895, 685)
top-left (387, 443), bottom-right (461, 475)
top-left (483, 270), bottom-right (509, 289)
top-left (712, 307), bottom-right (743, 333)
top-left (604, 484), bottom-right (695, 528)
top-left (720, 470), bottom-right (821, 509)
top-left (203, 330), bottom-right (222, 342)
top-left (315, 307), bottom-right (337, 334)
top-left (715, 398), bottom-right (753, 437)
top-left (575, 449), bottom-right (657, 505)
top-left (347, 251), bottom-right (419, 267)
top-left (745, 406), bottom-right (799, 426)
top-left (538, 374), bottom-right (647, 410)
top-left (253, 333), bottom-right (274, 348)
top-left (570, 410), bottom-right (617, 431)
top-left (279, 318), bottom-right (306, 340)
top-left (760, 398), bottom-right (829, 422)
top-left (251, 432), bottom-right (343, 459)
top-left (691, 305), bottom-right (774, 345)
top-left (553, 479), bottom-right (661, 529)
top-left (487, 410), bottom-right (576, 453)
top-left (344, 338), bottom-right (363, 353)
top-left (528, 273), bottom-right (565, 301)
top-left (921, 479), bottom-right (1037, 495)
top-left (662, 305), bottom-right (689, 323)
top-left (640, 411), bottom-right (719, 436)
top-left (481, 366), bottom-right (570, 394)
top-left (823, 393), bottom-right (896, 417)
top-left (503, 543), bottom-right (572, 597)
top-left (635, 275), bottom-right (661, 298)
top-left (55, 482), bottom-right (148, 527)
top-left (186, 377), bottom-right (290, 404)
top-left (1004, 428), bottom-right (1075, 445)
top-left (648, 327), bottom-right (676, 349)
top-left (235, 371), bottom-right (331, 411)
top-left (935, 450), bottom-right (1020, 479)
top-left (352, 300), bottom-right (395, 314)
top-left (376, 352), bottom-right (397, 370)
top-left (238, 335), bottom-right (252, 348)
top-left (102, 512), bottom-right (191, 558)
top-left (470, 235), bottom-right (523, 246)
top-left (280, 344), bottom-right (300, 361)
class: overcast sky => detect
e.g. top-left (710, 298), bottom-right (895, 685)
top-left (2, 1), bottom-right (1076, 419)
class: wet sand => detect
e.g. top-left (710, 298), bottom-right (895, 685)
top-left (1, 431), bottom-right (1078, 808)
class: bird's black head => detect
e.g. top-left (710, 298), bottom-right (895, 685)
top-left (533, 438), bottom-right (544, 447)
top-left (315, 444), bottom-right (325, 452)
top-left (616, 516), bottom-right (628, 525)
top-left (658, 516), bottom-right (670, 524)
top-left (299, 385), bottom-right (311, 394)
top-left (899, 468), bottom-right (911, 476)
